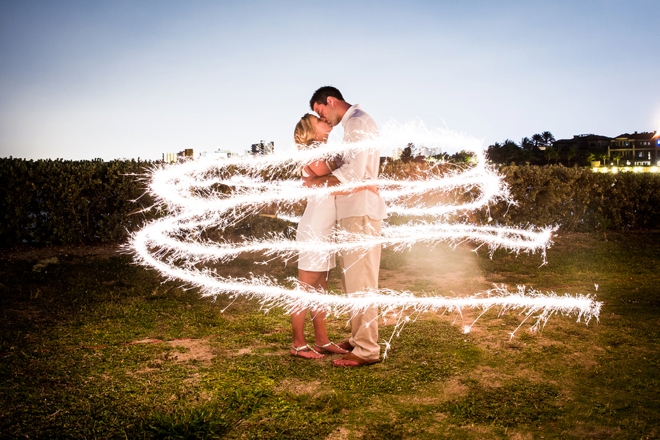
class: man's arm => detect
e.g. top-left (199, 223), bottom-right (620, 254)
top-left (302, 173), bottom-right (340, 188)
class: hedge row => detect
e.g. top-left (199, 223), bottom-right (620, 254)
top-left (485, 165), bottom-right (660, 232)
top-left (0, 158), bottom-right (155, 246)
top-left (2, 159), bottom-right (659, 247)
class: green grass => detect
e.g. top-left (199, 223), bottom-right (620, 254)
top-left (1, 232), bottom-right (659, 438)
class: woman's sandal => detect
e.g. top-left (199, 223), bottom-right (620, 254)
top-left (314, 341), bottom-right (349, 355)
top-left (290, 345), bottom-right (324, 359)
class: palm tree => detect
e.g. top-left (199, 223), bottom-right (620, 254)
top-left (532, 133), bottom-right (544, 150)
top-left (502, 139), bottom-right (520, 165)
top-left (486, 142), bottom-right (502, 163)
top-left (541, 131), bottom-right (555, 147)
top-left (520, 137), bottom-right (534, 150)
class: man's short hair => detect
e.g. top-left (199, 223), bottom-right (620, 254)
top-left (309, 86), bottom-right (344, 110)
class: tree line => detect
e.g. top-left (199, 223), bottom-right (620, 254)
top-left (486, 131), bottom-right (599, 166)
top-left (401, 131), bottom-right (594, 167)
top-left (399, 143), bottom-right (476, 164)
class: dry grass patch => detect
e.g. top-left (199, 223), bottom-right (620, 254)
top-left (167, 338), bottom-right (216, 364)
top-left (276, 378), bottom-right (324, 397)
top-left (324, 426), bottom-right (351, 440)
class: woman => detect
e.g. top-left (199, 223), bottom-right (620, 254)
top-left (290, 114), bottom-right (349, 359)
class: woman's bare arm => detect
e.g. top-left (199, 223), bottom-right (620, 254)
top-left (307, 160), bottom-right (333, 177)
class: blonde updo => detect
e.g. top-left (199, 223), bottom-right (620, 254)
top-left (294, 114), bottom-right (318, 149)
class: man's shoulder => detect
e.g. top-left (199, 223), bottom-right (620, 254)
top-left (346, 108), bottom-right (377, 131)
top-left (348, 107), bottom-right (372, 121)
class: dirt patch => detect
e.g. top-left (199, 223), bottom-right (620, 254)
top-left (184, 372), bottom-right (201, 385)
top-left (324, 426), bottom-right (351, 440)
top-left (276, 378), bottom-right (323, 396)
top-left (167, 338), bottom-right (216, 364)
top-left (439, 377), bottom-right (470, 400)
top-left (126, 338), bottom-right (218, 369)
top-left (570, 425), bottom-right (623, 439)
top-left (407, 376), bottom-right (469, 406)
top-left (223, 341), bottom-right (275, 357)
top-left (465, 366), bottom-right (508, 389)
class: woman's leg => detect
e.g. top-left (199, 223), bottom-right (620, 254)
top-left (300, 269), bottom-right (348, 354)
top-left (290, 269), bottom-right (324, 359)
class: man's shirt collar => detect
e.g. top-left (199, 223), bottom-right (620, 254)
top-left (340, 104), bottom-right (361, 128)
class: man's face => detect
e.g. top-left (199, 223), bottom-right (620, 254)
top-left (313, 97), bottom-right (342, 127)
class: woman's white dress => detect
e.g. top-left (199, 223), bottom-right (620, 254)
top-left (296, 169), bottom-right (336, 272)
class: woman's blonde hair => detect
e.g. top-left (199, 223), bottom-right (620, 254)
top-left (293, 113), bottom-right (317, 149)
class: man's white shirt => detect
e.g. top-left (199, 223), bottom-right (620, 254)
top-left (331, 104), bottom-right (388, 221)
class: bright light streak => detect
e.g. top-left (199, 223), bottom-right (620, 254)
top-left (129, 122), bottom-right (601, 350)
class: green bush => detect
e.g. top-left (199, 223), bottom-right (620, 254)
top-left (484, 165), bottom-right (660, 232)
top-left (0, 158), bottom-right (156, 246)
top-left (2, 158), bottom-right (660, 247)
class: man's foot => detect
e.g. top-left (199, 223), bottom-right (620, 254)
top-left (335, 340), bottom-right (354, 352)
top-left (290, 345), bottom-right (324, 359)
top-left (332, 352), bottom-right (380, 367)
top-left (314, 341), bottom-right (349, 355)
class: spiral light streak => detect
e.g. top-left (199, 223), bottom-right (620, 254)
top-left (133, 224), bottom-right (600, 323)
top-left (130, 122), bottom-right (602, 345)
top-left (135, 215), bottom-right (555, 271)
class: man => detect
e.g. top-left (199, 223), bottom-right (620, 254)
top-left (303, 86), bottom-right (387, 367)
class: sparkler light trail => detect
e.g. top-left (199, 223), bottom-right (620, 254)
top-left (129, 121), bottom-right (602, 346)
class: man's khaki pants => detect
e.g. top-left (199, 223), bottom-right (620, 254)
top-left (338, 215), bottom-right (382, 360)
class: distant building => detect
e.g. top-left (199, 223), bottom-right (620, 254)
top-left (553, 134), bottom-right (612, 155)
top-left (430, 147), bottom-right (444, 157)
top-left (199, 149), bottom-right (232, 160)
top-left (162, 149), bottom-right (194, 163)
top-left (608, 131), bottom-right (660, 166)
top-left (250, 140), bottom-right (274, 156)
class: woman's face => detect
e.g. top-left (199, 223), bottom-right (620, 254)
top-left (311, 116), bottom-right (332, 142)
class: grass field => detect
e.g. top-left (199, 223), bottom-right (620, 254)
top-left (1, 232), bottom-right (659, 439)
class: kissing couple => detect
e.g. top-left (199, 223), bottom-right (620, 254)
top-left (289, 86), bottom-right (387, 368)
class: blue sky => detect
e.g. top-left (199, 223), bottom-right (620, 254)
top-left (1, 0), bottom-right (658, 160)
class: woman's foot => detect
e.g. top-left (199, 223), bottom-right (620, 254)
top-left (314, 341), bottom-right (349, 355)
top-left (290, 345), bottom-right (324, 359)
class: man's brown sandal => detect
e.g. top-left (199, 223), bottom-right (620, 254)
top-left (314, 342), bottom-right (349, 355)
top-left (332, 352), bottom-right (380, 367)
